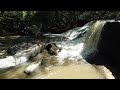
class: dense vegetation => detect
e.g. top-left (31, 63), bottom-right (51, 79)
top-left (0, 11), bottom-right (120, 36)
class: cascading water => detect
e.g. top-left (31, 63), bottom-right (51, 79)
top-left (0, 20), bottom-right (116, 79)
top-left (50, 20), bottom-right (106, 64)
top-left (81, 20), bottom-right (106, 59)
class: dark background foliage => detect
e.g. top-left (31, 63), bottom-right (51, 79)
top-left (0, 11), bottom-right (120, 36)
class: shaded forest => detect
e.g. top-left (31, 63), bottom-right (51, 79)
top-left (0, 11), bottom-right (120, 36)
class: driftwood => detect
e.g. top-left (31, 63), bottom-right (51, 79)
top-left (0, 38), bottom-right (61, 75)
top-left (24, 60), bottom-right (42, 75)
top-left (24, 43), bottom-right (61, 75)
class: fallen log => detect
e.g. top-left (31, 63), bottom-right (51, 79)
top-left (0, 41), bottom-right (61, 71)
top-left (24, 60), bottom-right (42, 75)
top-left (24, 43), bottom-right (61, 75)
top-left (24, 53), bottom-right (44, 74)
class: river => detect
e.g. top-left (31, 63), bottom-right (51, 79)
top-left (0, 20), bottom-right (117, 79)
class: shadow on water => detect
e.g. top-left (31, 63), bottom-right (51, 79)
top-left (86, 22), bottom-right (120, 79)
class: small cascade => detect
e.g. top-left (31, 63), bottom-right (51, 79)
top-left (0, 20), bottom-right (117, 79)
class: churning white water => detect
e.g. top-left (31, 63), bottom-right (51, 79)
top-left (54, 20), bottom-right (106, 64)
top-left (56, 43), bottom-right (85, 64)
top-left (0, 20), bottom-right (116, 79)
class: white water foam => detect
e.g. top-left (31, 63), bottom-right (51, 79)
top-left (57, 43), bottom-right (85, 64)
top-left (64, 26), bottom-right (88, 40)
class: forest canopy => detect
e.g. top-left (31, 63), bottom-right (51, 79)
top-left (0, 11), bottom-right (120, 35)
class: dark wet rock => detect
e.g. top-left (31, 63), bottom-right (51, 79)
top-left (45, 43), bottom-right (61, 55)
top-left (87, 22), bottom-right (120, 78)
top-left (97, 22), bottom-right (120, 65)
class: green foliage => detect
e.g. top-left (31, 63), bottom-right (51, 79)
top-left (1, 11), bottom-right (120, 35)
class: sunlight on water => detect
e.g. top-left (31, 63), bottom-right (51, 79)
top-left (0, 20), bottom-right (115, 79)
top-left (57, 43), bottom-right (85, 64)
top-left (0, 60), bottom-right (114, 79)
top-left (30, 62), bottom-right (113, 79)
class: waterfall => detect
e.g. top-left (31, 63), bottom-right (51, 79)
top-left (0, 20), bottom-right (117, 79)
top-left (81, 20), bottom-right (106, 59)
top-left (53, 20), bottom-right (106, 64)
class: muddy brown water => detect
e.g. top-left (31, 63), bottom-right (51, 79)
top-left (0, 21), bottom-right (117, 79)
top-left (0, 60), bottom-right (114, 79)
top-left (0, 38), bottom-right (114, 79)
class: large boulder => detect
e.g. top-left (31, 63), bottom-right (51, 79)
top-left (85, 21), bottom-right (120, 65)
top-left (87, 22), bottom-right (120, 78)
top-left (97, 22), bottom-right (120, 65)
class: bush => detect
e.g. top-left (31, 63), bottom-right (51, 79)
top-left (0, 11), bottom-right (120, 35)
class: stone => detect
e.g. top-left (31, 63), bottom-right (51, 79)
top-left (45, 43), bottom-right (61, 55)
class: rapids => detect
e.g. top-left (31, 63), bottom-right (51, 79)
top-left (0, 20), bottom-right (118, 79)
